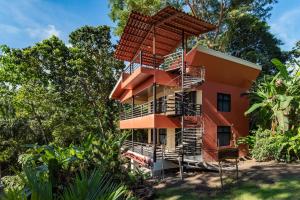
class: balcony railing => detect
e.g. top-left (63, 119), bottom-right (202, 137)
top-left (123, 49), bottom-right (183, 74)
top-left (122, 140), bottom-right (181, 161)
top-left (120, 100), bottom-right (202, 120)
top-left (123, 140), bottom-right (154, 158)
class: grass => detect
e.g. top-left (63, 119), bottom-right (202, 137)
top-left (154, 178), bottom-right (300, 200)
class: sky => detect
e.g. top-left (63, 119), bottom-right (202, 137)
top-left (0, 0), bottom-right (299, 50)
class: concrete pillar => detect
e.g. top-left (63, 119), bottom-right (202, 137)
top-left (166, 128), bottom-right (176, 152)
top-left (196, 90), bottom-right (202, 104)
top-left (148, 129), bottom-right (151, 144)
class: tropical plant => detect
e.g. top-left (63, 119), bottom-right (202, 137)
top-left (62, 170), bottom-right (131, 200)
top-left (244, 59), bottom-right (300, 161)
top-left (245, 59), bottom-right (300, 133)
top-left (1, 167), bottom-right (132, 200)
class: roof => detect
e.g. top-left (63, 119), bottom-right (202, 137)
top-left (193, 46), bottom-right (262, 71)
top-left (115, 6), bottom-right (216, 66)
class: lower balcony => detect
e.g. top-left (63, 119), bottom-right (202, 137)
top-left (122, 140), bottom-right (181, 167)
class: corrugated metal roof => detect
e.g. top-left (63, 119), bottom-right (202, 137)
top-left (115, 6), bottom-right (216, 65)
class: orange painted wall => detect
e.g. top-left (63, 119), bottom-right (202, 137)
top-left (200, 81), bottom-right (250, 161)
top-left (120, 114), bottom-right (180, 129)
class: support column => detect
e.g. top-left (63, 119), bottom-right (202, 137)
top-left (152, 26), bottom-right (157, 163)
top-left (153, 84), bottom-right (157, 162)
top-left (181, 30), bottom-right (185, 163)
top-left (131, 96), bottom-right (135, 151)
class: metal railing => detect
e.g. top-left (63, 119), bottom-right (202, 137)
top-left (122, 140), bottom-right (180, 160)
top-left (123, 49), bottom-right (184, 75)
top-left (123, 140), bottom-right (154, 158)
top-left (120, 100), bottom-right (202, 120)
top-left (160, 49), bottom-right (183, 71)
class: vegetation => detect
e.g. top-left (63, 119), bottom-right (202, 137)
top-left (244, 57), bottom-right (300, 161)
top-left (1, 168), bottom-right (131, 200)
top-left (0, 25), bottom-right (134, 199)
top-left (1, 0), bottom-right (300, 199)
top-left (108, 0), bottom-right (286, 74)
top-left (155, 177), bottom-right (300, 200)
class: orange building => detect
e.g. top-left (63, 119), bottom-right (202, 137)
top-left (110, 6), bottom-right (261, 172)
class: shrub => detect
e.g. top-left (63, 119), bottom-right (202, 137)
top-left (250, 129), bottom-right (281, 161)
top-left (1, 175), bottom-right (24, 193)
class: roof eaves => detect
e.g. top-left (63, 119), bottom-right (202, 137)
top-left (196, 45), bottom-right (262, 71)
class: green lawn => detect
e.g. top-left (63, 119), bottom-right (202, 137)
top-left (155, 178), bottom-right (300, 200)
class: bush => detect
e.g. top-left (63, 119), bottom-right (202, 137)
top-left (247, 128), bottom-right (300, 162)
top-left (1, 175), bottom-right (24, 193)
top-left (251, 129), bottom-right (281, 161)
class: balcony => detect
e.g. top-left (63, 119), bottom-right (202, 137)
top-left (123, 49), bottom-right (184, 75)
top-left (120, 100), bottom-right (202, 120)
top-left (122, 140), bottom-right (181, 165)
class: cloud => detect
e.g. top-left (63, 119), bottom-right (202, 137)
top-left (26, 25), bottom-right (61, 40)
top-left (270, 7), bottom-right (300, 50)
top-left (0, 24), bottom-right (20, 34)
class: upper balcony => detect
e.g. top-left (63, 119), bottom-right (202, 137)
top-left (110, 6), bottom-right (216, 102)
top-left (110, 49), bottom-right (206, 103)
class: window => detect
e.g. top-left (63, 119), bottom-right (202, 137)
top-left (217, 126), bottom-right (231, 146)
top-left (217, 93), bottom-right (231, 112)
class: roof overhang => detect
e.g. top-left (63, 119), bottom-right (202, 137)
top-left (186, 46), bottom-right (261, 88)
top-left (115, 6), bottom-right (216, 65)
top-left (193, 46), bottom-right (261, 71)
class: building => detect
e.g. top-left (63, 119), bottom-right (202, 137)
top-left (109, 6), bottom-right (261, 173)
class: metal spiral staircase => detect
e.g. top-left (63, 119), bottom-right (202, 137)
top-left (161, 49), bottom-right (205, 163)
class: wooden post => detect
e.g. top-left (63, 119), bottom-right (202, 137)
top-left (219, 161), bottom-right (223, 188)
top-left (236, 158), bottom-right (239, 181)
top-left (178, 157), bottom-right (183, 180)
top-left (161, 144), bottom-right (165, 180)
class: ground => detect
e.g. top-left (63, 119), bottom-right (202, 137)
top-left (153, 160), bottom-right (300, 200)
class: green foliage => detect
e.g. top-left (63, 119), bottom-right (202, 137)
top-left (1, 175), bottom-right (24, 193)
top-left (0, 25), bottom-right (124, 176)
top-left (108, 0), bottom-right (183, 35)
top-left (250, 129), bottom-right (280, 161)
top-left (108, 0), bottom-right (284, 74)
top-left (246, 60), bottom-right (300, 133)
top-left (237, 134), bottom-right (255, 150)
top-left (62, 170), bottom-right (130, 200)
top-left (245, 60), bottom-right (300, 161)
top-left (223, 12), bottom-right (285, 74)
top-left (1, 168), bottom-right (131, 200)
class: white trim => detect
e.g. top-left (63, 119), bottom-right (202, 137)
top-left (194, 46), bottom-right (261, 71)
top-left (109, 75), bottom-right (123, 99)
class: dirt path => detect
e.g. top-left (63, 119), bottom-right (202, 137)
top-left (153, 160), bottom-right (300, 199)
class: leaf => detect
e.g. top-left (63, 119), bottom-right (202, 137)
top-left (245, 102), bottom-right (265, 115)
top-left (271, 58), bottom-right (289, 79)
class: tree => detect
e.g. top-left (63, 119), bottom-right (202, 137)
top-left (222, 11), bottom-right (286, 74)
top-left (108, 0), bottom-right (285, 74)
top-left (68, 26), bottom-right (124, 135)
top-left (0, 26), bottom-right (124, 175)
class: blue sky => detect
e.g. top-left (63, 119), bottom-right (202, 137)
top-left (0, 0), bottom-right (299, 50)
